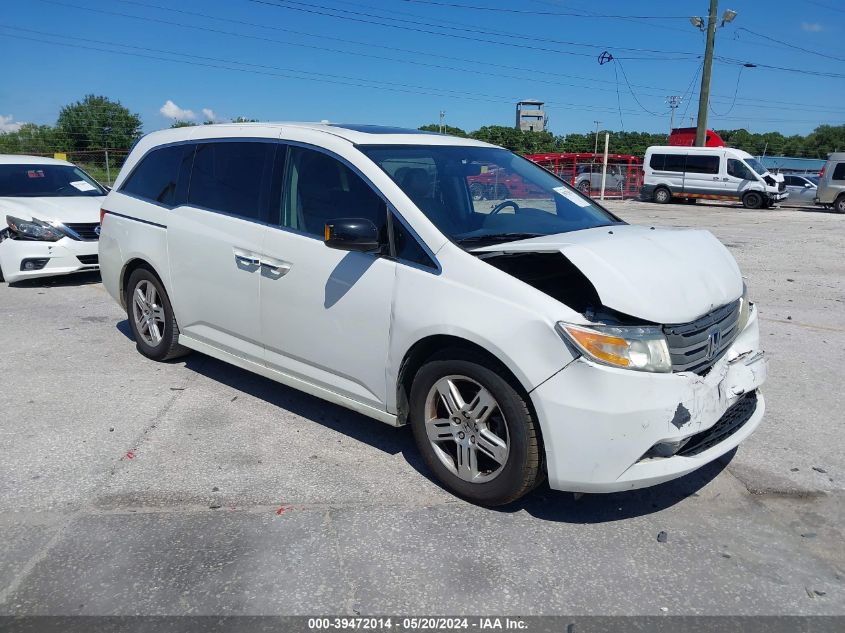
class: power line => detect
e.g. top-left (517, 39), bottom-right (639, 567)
top-left (0, 26), bottom-right (652, 117)
top-left (39, 0), bottom-right (845, 115)
top-left (398, 0), bottom-right (691, 19)
top-left (735, 26), bottom-right (845, 62)
top-left (246, 0), bottom-right (701, 59)
top-left (709, 66), bottom-right (744, 117)
top-left (716, 55), bottom-right (845, 79)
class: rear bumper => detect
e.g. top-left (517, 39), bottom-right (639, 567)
top-left (531, 306), bottom-right (766, 493)
top-left (0, 236), bottom-right (99, 283)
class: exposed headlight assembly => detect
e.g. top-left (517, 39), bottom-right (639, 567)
top-left (557, 322), bottom-right (672, 373)
top-left (6, 215), bottom-right (64, 242)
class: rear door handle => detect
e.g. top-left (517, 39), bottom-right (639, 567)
top-left (260, 258), bottom-right (292, 277)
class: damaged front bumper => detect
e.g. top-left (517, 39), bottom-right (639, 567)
top-left (531, 306), bottom-right (767, 493)
top-left (0, 234), bottom-right (99, 283)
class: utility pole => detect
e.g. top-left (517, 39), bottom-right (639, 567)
top-left (692, 2), bottom-right (737, 146)
top-left (439, 110), bottom-right (446, 134)
top-left (593, 120), bottom-right (601, 156)
top-left (667, 95), bottom-right (681, 137)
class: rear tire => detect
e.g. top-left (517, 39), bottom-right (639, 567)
top-left (653, 187), bottom-right (672, 204)
top-left (743, 191), bottom-right (764, 209)
top-left (834, 195), bottom-right (845, 214)
top-left (409, 351), bottom-right (543, 506)
top-left (577, 180), bottom-right (591, 195)
top-left (124, 267), bottom-right (190, 361)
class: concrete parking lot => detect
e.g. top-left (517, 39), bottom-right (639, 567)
top-left (0, 200), bottom-right (843, 616)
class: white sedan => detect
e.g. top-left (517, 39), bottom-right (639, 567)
top-left (0, 155), bottom-right (106, 283)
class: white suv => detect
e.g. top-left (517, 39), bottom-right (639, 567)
top-left (99, 123), bottom-right (767, 505)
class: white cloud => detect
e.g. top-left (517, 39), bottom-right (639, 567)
top-left (201, 108), bottom-right (218, 122)
top-left (0, 114), bottom-right (23, 133)
top-left (159, 100), bottom-right (196, 120)
top-left (801, 22), bottom-right (823, 32)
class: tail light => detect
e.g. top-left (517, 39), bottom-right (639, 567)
top-left (819, 166), bottom-right (825, 180)
top-left (99, 208), bottom-right (106, 224)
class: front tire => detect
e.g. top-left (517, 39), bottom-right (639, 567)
top-left (743, 191), bottom-right (764, 209)
top-left (124, 267), bottom-right (189, 361)
top-left (409, 351), bottom-right (543, 506)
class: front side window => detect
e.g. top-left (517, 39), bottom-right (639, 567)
top-left (745, 157), bottom-right (767, 176)
top-left (362, 145), bottom-right (619, 246)
top-left (0, 164), bottom-right (106, 198)
top-left (122, 144), bottom-right (193, 206)
top-left (727, 159), bottom-right (755, 181)
top-left (188, 142), bottom-right (275, 221)
top-left (282, 146), bottom-right (386, 237)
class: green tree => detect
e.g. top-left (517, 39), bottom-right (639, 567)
top-left (55, 94), bottom-right (142, 151)
top-left (418, 123), bottom-right (468, 137)
top-left (0, 124), bottom-right (63, 154)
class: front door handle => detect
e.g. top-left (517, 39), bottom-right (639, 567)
top-left (260, 259), bottom-right (292, 277)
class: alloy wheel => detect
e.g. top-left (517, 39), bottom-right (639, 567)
top-left (424, 375), bottom-right (510, 483)
top-left (131, 280), bottom-right (166, 346)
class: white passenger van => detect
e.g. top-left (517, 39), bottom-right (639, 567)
top-left (99, 123), bottom-right (767, 505)
top-left (642, 146), bottom-right (787, 209)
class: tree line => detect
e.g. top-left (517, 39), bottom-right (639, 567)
top-left (419, 124), bottom-right (845, 159)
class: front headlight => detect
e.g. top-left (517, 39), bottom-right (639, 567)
top-left (6, 215), bottom-right (64, 242)
top-left (737, 282), bottom-right (751, 332)
top-left (556, 322), bottom-right (672, 373)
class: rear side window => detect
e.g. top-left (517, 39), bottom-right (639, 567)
top-left (189, 142), bottom-right (276, 222)
top-left (121, 144), bottom-right (194, 206)
top-left (832, 163), bottom-right (845, 181)
top-left (649, 153), bottom-right (685, 172)
top-left (685, 155), bottom-right (720, 174)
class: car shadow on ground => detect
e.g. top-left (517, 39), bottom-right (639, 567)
top-left (5, 270), bottom-right (102, 288)
top-left (117, 341), bottom-right (733, 524)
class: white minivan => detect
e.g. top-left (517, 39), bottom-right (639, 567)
top-left (99, 123), bottom-right (767, 505)
top-left (642, 146), bottom-right (787, 209)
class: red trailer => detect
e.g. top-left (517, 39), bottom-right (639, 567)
top-left (668, 127), bottom-right (725, 147)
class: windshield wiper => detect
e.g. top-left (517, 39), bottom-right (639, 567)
top-left (456, 232), bottom-right (545, 245)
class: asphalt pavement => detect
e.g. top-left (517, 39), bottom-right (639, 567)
top-left (0, 200), bottom-right (843, 616)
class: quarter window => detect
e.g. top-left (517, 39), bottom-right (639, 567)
top-left (391, 214), bottom-right (436, 268)
top-left (121, 144), bottom-right (194, 206)
top-left (188, 142), bottom-right (276, 222)
top-left (832, 163), bottom-right (845, 181)
top-left (282, 147), bottom-right (387, 238)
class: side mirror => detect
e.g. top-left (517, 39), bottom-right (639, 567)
top-left (805, 182), bottom-right (813, 188)
top-left (324, 218), bottom-right (380, 253)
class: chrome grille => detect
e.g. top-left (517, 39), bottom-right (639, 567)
top-left (64, 222), bottom-right (100, 241)
top-left (663, 300), bottom-right (741, 374)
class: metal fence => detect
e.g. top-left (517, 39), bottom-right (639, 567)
top-left (23, 149), bottom-right (131, 187)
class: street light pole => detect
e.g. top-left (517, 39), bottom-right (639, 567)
top-left (695, 0), bottom-right (719, 147)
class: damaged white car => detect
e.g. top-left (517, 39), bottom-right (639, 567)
top-left (99, 123), bottom-right (767, 505)
top-left (0, 156), bottom-right (106, 283)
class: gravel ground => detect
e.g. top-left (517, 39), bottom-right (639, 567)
top-left (0, 199), bottom-right (843, 616)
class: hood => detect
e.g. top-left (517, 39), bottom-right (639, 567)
top-left (472, 225), bottom-right (743, 324)
top-left (0, 196), bottom-right (104, 225)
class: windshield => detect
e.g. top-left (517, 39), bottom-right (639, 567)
top-left (745, 158), bottom-right (767, 176)
top-left (361, 145), bottom-right (620, 245)
top-left (0, 164), bottom-right (106, 197)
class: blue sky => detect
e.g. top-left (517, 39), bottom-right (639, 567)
top-left (1, 0), bottom-right (843, 139)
